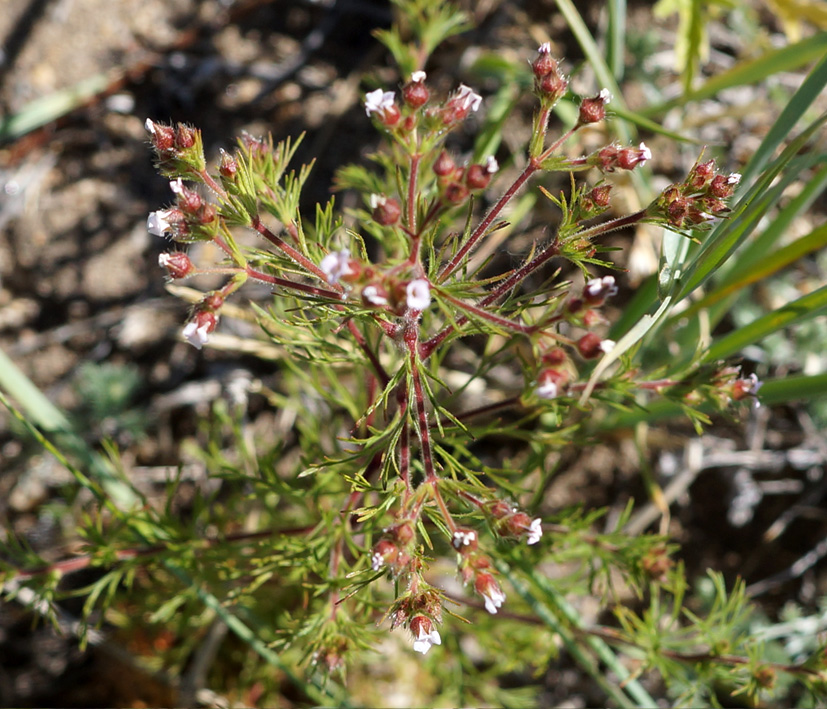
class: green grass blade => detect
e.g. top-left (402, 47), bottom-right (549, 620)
top-left (738, 50), bottom-right (827, 187)
top-left (502, 559), bottom-right (655, 708)
top-left (0, 73), bottom-right (112, 143)
top-left (0, 347), bottom-right (138, 507)
top-left (640, 32), bottom-right (827, 118)
top-left (607, 0), bottom-right (627, 80)
top-left (682, 222), bottom-right (827, 321)
top-left (702, 285), bottom-right (827, 363)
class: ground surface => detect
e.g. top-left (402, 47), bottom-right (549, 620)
top-left (0, 0), bottom-right (826, 706)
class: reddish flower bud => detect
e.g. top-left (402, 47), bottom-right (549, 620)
top-left (589, 184), bottom-right (612, 208)
top-left (402, 71), bottom-right (429, 108)
top-left (145, 119), bottom-right (175, 152)
top-left (370, 194), bottom-right (401, 225)
top-left (709, 172), bottom-right (741, 198)
top-left (371, 539), bottom-right (399, 572)
top-left (688, 159), bottom-right (716, 189)
top-left (578, 89), bottom-right (611, 125)
top-left (443, 182), bottom-right (469, 204)
top-left (433, 151), bottom-right (456, 177)
top-left (465, 164), bottom-right (491, 190)
top-left (203, 292), bottom-right (225, 311)
top-left (158, 252), bottom-right (194, 279)
top-left (219, 149), bottom-right (237, 178)
top-left (175, 124), bottom-right (196, 149)
top-left (541, 347), bottom-right (567, 366)
top-left (577, 332), bottom-right (614, 359)
top-left (532, 43), bottom-right (558, 78)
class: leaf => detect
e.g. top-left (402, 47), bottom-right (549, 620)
top-left (702, 285), bottom-right (827, 363)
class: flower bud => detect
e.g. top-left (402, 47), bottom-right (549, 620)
top-left (577, 332), bottom-right (614, 359)
top-left (451, 528), bottom-right (478, 552)
top-left (402, 71), bottom-right (429, 108)
top-left (531, 43), bottom-right (557, 78)
top-left (433, 151), bottom-right (456, 177)
top-left (370, 194), bottom-right (401, 225)
top-left (709, 172), bottom-right (740, 199)
top-left (371, 539), bottom-right (399, 572)
top-left (145, 119), bottom-right (175, 152)
top-left (175, 124), bottom-right (196, 149)
top-left (443, 181), bottom-right (469, 205)
top-left (577, 89), bottom-right (611, 125)
top-left (441, 84), bottom-right (482, 126)
top-left (158, 252), bottom-right (194, 279)
top-left (218, 149), bottom-right (237, 178)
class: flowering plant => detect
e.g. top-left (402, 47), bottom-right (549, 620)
top-left (142, 14), bottom-right (773, 667)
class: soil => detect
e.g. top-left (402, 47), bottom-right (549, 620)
top-left (0, 0), bottom-right (825, 706)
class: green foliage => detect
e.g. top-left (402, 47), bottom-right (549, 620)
top-left (2, 1), bottom-right (826, 706)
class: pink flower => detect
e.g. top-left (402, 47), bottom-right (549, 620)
top-left (406, 279), bottom-right (431, 311)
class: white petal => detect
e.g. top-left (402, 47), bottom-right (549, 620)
top-left (147, 210), bottom-right (172, 236)
top-left (406, 279), bottom-right (431, 311)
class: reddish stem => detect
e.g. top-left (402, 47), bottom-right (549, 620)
top-left (438, 159), bottom-right (540, 283)
top-left (251, 216), bottom-right (338, 286)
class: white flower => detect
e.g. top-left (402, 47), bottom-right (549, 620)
top-left (452, 530), bottom-right (476, 547)
top-left (169, 178), bottom-right (185, 194)
top-left (145, 118), bottom-right (157, 134)
top-left (526, 518), bottom-right (543, 545)
top-left (369, 193), bottom-right (386, 210)
top-left (585, 275), bottom-right (618, 299)
top-left (365, 88), bottom-right (396, 117)
top-left (455, 84), bottom-right (482, 112)
top-left (598, 88), bottom-right (612, 103)
top-left (482, 586), bottom-right (506, 615)
top-left (538, 42), bottom-right (551, 54)
top-left (406, 279), bottom-right (431, 311)
top-left (485, 156), bottom-right (499, 174)
top-left (639, 142), bottom-right (652, 163)
top-left (411, 70), bottom-right (427, 83)
top-left (158, 253), bottom-right (171, 267)
top-left (412, 626), bottom-right (442, 655)
top-left (727, 172), bottom-right (742, 185)
top-left (599, 339), bottom-right (616, 354)
top-left (371, 552), bottom-right (384, 572)
top-left (536, 379), bottom-right (558, 400)
top-left (362, 285), bottom-right (387, 306)
top-left (147, 210), bottom-right (173, 236)
top-left (320, 249), bottom-right (353, 284)
top-left (182, 320), bottom-right (210, 350)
